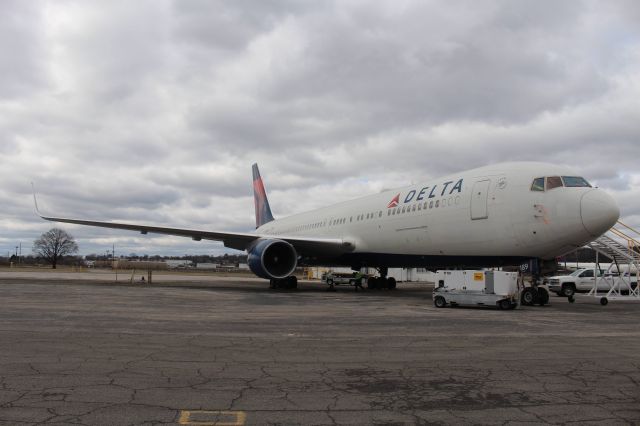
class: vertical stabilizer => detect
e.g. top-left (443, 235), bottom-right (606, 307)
top-left (252, 164), bottom-right (275, 228)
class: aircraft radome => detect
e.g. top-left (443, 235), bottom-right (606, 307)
top-left (34, 162), bottom-right (619, 289)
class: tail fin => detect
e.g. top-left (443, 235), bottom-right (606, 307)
top-left (252, 163), bottom-right (275, 228)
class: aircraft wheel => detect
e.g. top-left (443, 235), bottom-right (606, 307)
top-left (387, 277), bottom-right (397, 290)
top-left (367, 278), bottom-right (378, 290)
top-left (498, 299), bottom-right (511, 310)
top-left (269, 279), bottom-right (277, 289)
top-left (561, 284), bottom-right (575, 297)
top-left (521, 288), bottom-right (535, 306)
top-left (366, 277), bottom-right (375, 289)
top-left (288, 276), bottom-right (298, 289)
top-left (568, 295), bottom-right (575, 303)
top-left (537, 288), bottom-right (549, 306)
top-left (600, 297), bottom-right (608, 306)
top-left (434, 296), bottom-right (446, 308)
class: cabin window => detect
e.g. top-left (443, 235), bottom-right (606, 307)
top-left (435, 200), bottom-right (440, 207)
top-left (546, 176), bottom-right (563, 190)
top-left (429, 201), bottom-right (434, 209)
top-left (562, 176), bottom-right (591, 187)
top-left (402, 206), bottom-right (406, 213)
top-left (418, 204), bottom-right (422, 211)
top-left (412, 205), bottom-right (416, 212)
top-left (379, 211), bottom-right (382, 217)
top-left (531, 177), bottom-right (545, 191)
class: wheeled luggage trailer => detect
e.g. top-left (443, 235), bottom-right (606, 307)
top-left (433, 270), bottom-right (519, 310)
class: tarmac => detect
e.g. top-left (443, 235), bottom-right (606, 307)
top-left (0, 270), bottom-right (639, 425)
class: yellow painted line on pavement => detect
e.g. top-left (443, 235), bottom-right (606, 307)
top-left (178, 410), bottom-right (246, 426)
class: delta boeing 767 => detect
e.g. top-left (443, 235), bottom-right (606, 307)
top-left (35, 162), bottom-right (619, 289)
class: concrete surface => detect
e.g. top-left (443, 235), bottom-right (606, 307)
top-left (0, 274), bottom-right (638, 425)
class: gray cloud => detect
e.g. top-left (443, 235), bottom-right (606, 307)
top-left (1, 0), bottom-right (639, 256)
top-left (0, 2), bottom-right (48, 98)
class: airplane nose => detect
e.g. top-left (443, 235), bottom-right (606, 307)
top-left (580, 189), bottom-right (620, 236)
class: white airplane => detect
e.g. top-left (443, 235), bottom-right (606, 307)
top-left (35, 162), bottom-right (619, 289)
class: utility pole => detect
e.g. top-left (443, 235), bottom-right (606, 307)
top-left (113, 243), bottom-right (117, 281)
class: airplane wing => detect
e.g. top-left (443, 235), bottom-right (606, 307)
top-left (33, 191), bottom-right (353, 255)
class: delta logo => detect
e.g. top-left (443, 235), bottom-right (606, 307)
top-left (387, 194), bottom-right (400, 208)
top-left (387, 178), bottom-right (464, 208)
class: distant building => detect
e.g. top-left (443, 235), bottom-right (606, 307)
top-left (195, 263), bottom-right (219, 270)
top-left (308, 267), bottom-right (435, 282)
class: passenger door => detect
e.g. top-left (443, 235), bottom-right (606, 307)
top-left (470, 179), bottom-right (491, 220)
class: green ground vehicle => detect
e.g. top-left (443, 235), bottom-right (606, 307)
top-left (321, 271), bottom-right (367, 290)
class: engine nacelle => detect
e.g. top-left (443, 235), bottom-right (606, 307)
top-left (247, 239), bottom-right (297, 280)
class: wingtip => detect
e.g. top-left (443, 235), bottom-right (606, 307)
top-left (31, 182), bottom-right (43, 217)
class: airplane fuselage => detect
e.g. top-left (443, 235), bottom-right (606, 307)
top-left (256, 162), bottom-right (619, 269)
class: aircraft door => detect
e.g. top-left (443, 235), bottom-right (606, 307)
top-left (470, 179), bottom-right (490, 220)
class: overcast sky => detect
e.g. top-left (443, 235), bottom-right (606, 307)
top-left (2, 0), bottom-right (640, 257)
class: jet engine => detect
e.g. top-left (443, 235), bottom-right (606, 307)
top-left (247, 239), bottom-right (297, 280)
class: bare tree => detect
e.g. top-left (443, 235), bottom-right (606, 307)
top-left (33, 228), bottom-right (79, 269)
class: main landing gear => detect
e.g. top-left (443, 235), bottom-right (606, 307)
top-left (367, 276), bottom-right (396, 290)
top-left (269, 276), bottom-right (298, 290)
top-left (367, 267), bottom-right (397, 290)
top-left (520, 282), bottom-right (549, 306)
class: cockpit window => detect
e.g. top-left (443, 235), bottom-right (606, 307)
top-left (531, 175), bottom-right (592, 191)
top-left (562, 176), bottom-right (592, 187)
top-left (546, 176), bottom-right (563, 190)
top-left (531, 177), bottom-right (545, 191)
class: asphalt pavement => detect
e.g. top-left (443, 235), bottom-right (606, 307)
top-left (0, 274), bottom-right (638, 425)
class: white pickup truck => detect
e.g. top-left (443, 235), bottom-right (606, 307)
top-left (547, 268), bottom-right (638, 296)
